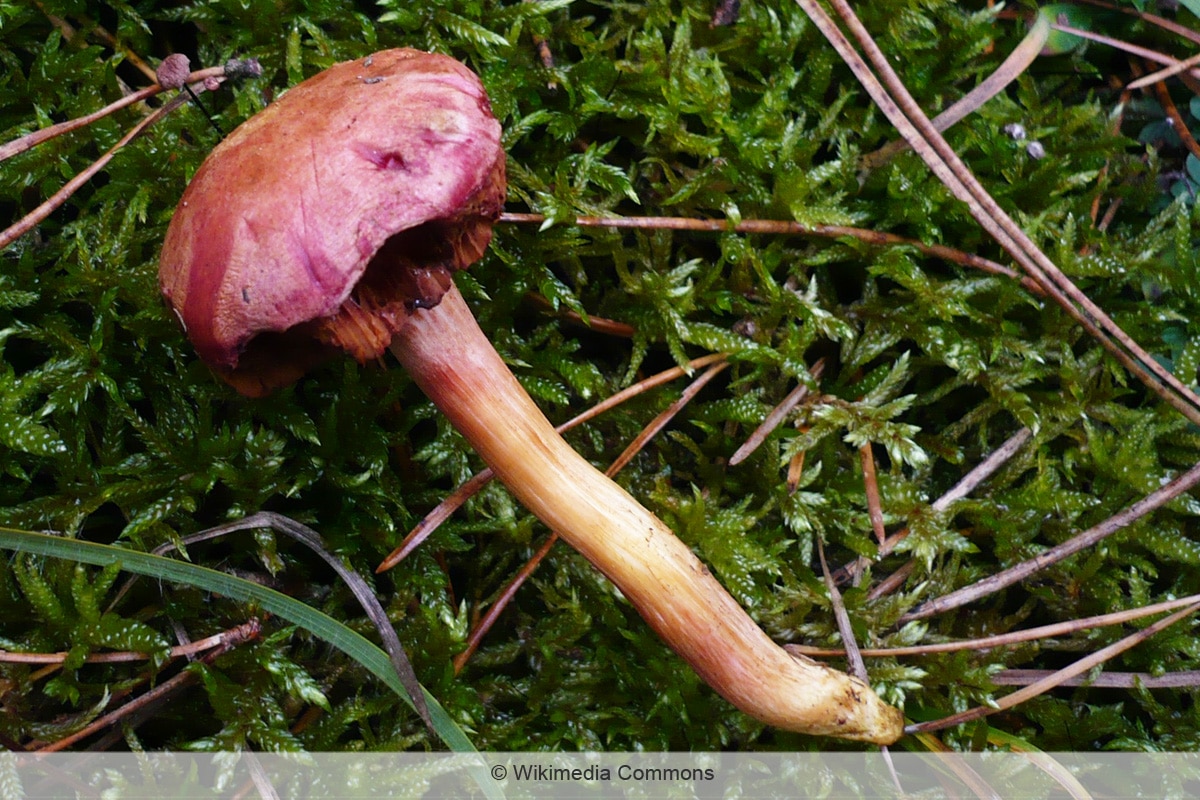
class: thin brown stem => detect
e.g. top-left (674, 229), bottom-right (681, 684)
top-left (377, 470), bottom-right (493, 570)
top-left (524, 292), bottom-right (636, 337)
top-left (89, 24), bottom-right (159, 84)
top-left (35, 0), bottom-right (75, 39)
top-left (798, 0), bottom-right (1200, 427)
top-left (0, 94), bottom-right (186, 251)
top-left (927, 428), bottom-right (1034, 514)
top-left (34, 622), bottom-right (256, 751)
top-left (34, 1), bottom-right (158, 84)
top-left (860, 12), bottom-right (1050, 169)
top-left (859, 444), bottom-right (887, 547)
top-left (1153, 77), bottom-right (1200, 160)
top-left (836, 427), bottom-right (1032, 588)
top-left (453, 533), bottom-right (558, 675)
top-left (605, 359), bottom-right (729, 476)
top-left (789, 592), bottom-right (1200, 658)
top-left (0, 620), bottom-right (261, 665)
top-left (865, 561), bottom-right (916, 602)
top-left (1052, 21), bottom-right (1200, 80)
top-left (1128, 52), bottom-right (1200, 90)
top-left (900, 458), bottom-right (1200, 623)
top-left (729, 359), bottom-right (825, 466)
top-left (993, 669), bottom-right (1200, 689)
top-left (904, 602), bottom-right (1200, 734)
top-left (0, 65), bottom-right (227, 163)
top-left (818, 538), bottom-right (867, 681)
top-left (1076, 0), bottom-right (1200, 47)
top-left (499, 212), bottom-right (1036, 292)
top-left (785, 441), bottom-right (807, 493)
top-left (377, 353), bottom-right (727, 572)
top-left (39, 671), bottom-right (194, 751)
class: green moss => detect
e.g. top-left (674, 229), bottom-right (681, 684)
top-left (3, 0), bottom-right (1200, 752)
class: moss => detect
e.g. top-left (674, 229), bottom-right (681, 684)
top-left (3, 0), bottom-right (1200, 751)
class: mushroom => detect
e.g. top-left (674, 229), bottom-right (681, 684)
top-left (158, 48), bottom-right (904, 745)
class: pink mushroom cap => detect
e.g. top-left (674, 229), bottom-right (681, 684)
top-left (159, 49), bottom-right (506, 396)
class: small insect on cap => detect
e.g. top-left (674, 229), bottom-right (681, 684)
top-left (159, 49), bottom-right (506, 397)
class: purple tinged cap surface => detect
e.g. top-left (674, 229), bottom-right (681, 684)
top-left (160, 49), bottom-right (505, 396)
top-left (156, 53), bottom-right (192, 90)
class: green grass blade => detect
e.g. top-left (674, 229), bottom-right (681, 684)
top-left (0, 527), bottom-right (478, 755)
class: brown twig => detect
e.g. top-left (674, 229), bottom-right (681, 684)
top-left (859, 444), bottom-right (887, 547)
top-left (0, 620), bottom-right (262, 665)
top-left (860, 12), bottom-right (1051, 170)
top-left (817, 538), bottom-right (867, 682)
top-left (1077, 0), bottom-right (1200, 47)
top-left (88, 26), bottom-right (159, 84)
top-left (899, 457), bottom-right (1200, 623)
top-left (1152, 77), bottom-right (1200, 161)
top-left (0, 93), bottom-right (187, 251)
top-left (524, 292), bottom-right (636, 337)
top-left (524, 0), bottom-right (558, 88)
top-left (0, 65), bottom-right (227, 163)
top-left (904, 601), bottom-right (1200, 734)
top-left (1052, 22), bottom-right (1200, 82)
top-left (993, 669), bottom-right (1200, 689)
top-left (377, 353), bottom-right (728, 572)
top-left (796, 0), bottom-right (1200, 427)
top-left (1075, 0), bottom-right (1200, 93)
top-left (241, 751), bottom-right (283, 800)
top-left (35, 1), bottom-right (158, 84)
top-left (729, 359), bottom-right (826, 466)
top-left (39, 670), bottom-right (197, 751)
top-left (2, 56), bottom-right (261, 253)
top-left (789, 592), bottom-right (1200, 658)
top-left (499, 212), bottom-right (1038, 292)
top-left (1127, 52), bottom-right (1200, 90)
top-left (34, 620), bottom-right (259, 751)
top-left (785, 437), bottom-right (807, 493)
top-left (836, 427), bottom-right (1032, 589)
top-left (35, 0), bottom-right (75, 40)
top-left (1086, 70), bottom-right (1135, 234)
top-left (865, 560), bottom-right (916, 601)
top-left (605, 359), bottom-right (730, 476)
top-left (453, 533), bottom-right (557, 674)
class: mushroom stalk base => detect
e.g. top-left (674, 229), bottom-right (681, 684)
top-left (388, 285), bottom-right (904, 744)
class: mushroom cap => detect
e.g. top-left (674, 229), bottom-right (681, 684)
top-left (159, 48), bottom-right (505, 396)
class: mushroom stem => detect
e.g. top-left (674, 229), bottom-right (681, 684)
top-left (387, 284), bottom-right (904, 744)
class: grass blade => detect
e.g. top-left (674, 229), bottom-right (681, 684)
top-left (0, 527), bottom-right (478, 756)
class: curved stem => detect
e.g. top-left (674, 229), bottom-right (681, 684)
top-left (388, 284), bottom-right (904, 744)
